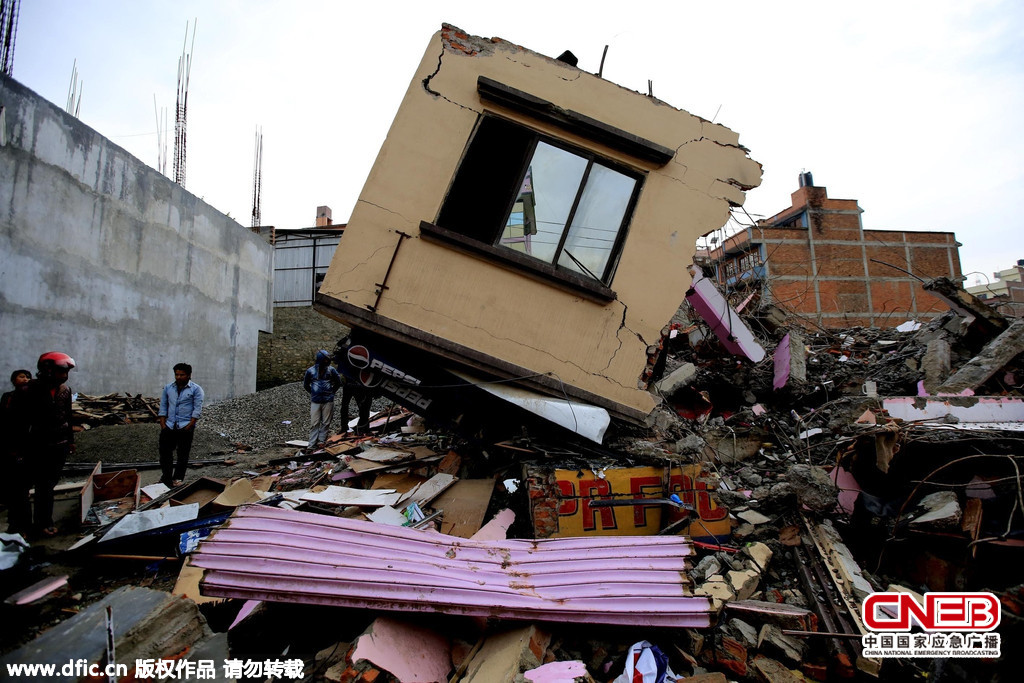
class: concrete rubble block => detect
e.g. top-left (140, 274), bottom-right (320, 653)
top-left (463, 625), bottom-right (551, 683)
top-left (756, 624), bottom-right (808, 668)
top-left (784, 464), bottom-right (837, 512)
top-left (751, 655), bottom-right (804, 683)
top-left (743, 542), bottom-right (774, 573)
top-left (728, 618), bottom-right (759, 649)
top-left (737, 509), bottom-right (772, 525)
top-left (655, 362), bottom-right (698, 397)
top-left (0, 586), bottom-right (217, 679)
top-left (909, 491), bottom-right (962, 530)
top-left (695, 575), bottom-right (735, 610)
top-left (351, 616), bottom-right (452, 683)
top-left (938, 317), bottom-right (1024, 394)
top-left (694, 555), bottom-right (723, 582)
top-left (728, 569), bottom-right (761, 601)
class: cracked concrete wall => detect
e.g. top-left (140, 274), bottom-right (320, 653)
top-left (318, 24), bottom-right (761, 419)
top-left (0, 75), bottom-right (273, 402)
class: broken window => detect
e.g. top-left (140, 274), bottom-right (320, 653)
top-left (436, 116), bottom-right (641, 285)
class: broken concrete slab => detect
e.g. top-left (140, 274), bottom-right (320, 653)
top-left (728, 569), bottom-right (761, 601)
top-left (737, 509), bottom-right (771, 525)
top-left (937, 317), bottom-right (1024, 394)
top-left (922, 337), bottom-right (952, 393)
top-left (654, 362), bottom-right (697, 397)
top-left (756, 624), bottom-right (808, 667)
top-left (743, 542), bottom-right (773, 572)
top-left (350, 616), bottom-right (451, 683)
top-left (728, 618), bottom-right (759, 649)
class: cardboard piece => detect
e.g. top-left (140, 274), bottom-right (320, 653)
top-left (212, 479), bottom-right (261, 508)
top-left (431, 479), bottom-right (495, 538)
top-left (170, 478), bottom-right (228, 511)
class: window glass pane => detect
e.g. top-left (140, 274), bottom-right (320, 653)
top-left (500, 142), bottom-right (587, 263)
top-left (557, 164), bottom-right (636, 278)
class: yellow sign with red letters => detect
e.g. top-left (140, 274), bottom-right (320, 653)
top-left (550, 464), bottom-right (730, 540)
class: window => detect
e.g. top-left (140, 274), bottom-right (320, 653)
top-left (435, 116), bottom-right (642, 286)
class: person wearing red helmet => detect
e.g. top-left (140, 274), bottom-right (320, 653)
top-left (24, 352), bottom-right (77, 537)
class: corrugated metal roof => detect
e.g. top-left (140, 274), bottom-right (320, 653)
top-left (191, 506), bottom-right (713, 627)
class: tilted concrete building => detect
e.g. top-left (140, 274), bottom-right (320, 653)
top-left (315, 24), bottom-right (761, 426)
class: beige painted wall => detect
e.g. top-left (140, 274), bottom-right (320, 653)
top-left (318, 25), bottom-right (761, 419)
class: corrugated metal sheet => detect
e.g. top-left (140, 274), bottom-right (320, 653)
top-left (191, 506), bottom-right (713, 627)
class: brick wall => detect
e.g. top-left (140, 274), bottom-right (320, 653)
top-left (257, 307), bottom-right (350, 389)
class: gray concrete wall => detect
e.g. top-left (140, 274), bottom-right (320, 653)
top-left (0, 75), bottom-right (273, 402)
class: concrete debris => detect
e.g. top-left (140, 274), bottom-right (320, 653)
top-left (5, 25), bottom-right (1024, 683)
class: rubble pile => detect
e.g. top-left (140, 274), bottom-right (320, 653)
top-left (4, 281), bottom-right (1024, 682)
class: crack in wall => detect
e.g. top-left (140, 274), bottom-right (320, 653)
top-left (421, 46), bottom-right (479, 113)
top-left (356, 199), bottom-right (416, 226)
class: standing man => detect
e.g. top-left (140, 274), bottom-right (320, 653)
top-left (25, 353), bottom-right (77, 537)
top-left (158, 363), bottom-right (204, 488)
top-left (2, 369), bottom-right (36, 535)
top-left (303, 350), bottom-right (341, 451)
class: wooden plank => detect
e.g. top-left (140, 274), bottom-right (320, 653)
top-left (301, 486), bottom-right (401, 508)
top-left (431, 479), bottom-right (495, 539)
top-left (405, 473), bottom-right (457, 507)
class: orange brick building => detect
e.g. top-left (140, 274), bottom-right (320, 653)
top-left (705, 174), bottom-right (962, 328)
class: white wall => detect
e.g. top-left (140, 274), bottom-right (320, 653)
top-left (0, 75), bottom-right (273, 402)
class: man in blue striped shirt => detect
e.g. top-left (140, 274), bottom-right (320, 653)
top-left (158, 363), bottom-right (205, 488)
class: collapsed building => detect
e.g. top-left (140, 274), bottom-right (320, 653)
top-left (3, 24), bottom-right (1022, 683)
top-left (313, 23), bottom-right (763, 433)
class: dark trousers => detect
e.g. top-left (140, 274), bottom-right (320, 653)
top-left (159, 427), bottom-right (194, 485)
top-left (1, 454), bottom-right (32, 534)
top-left (340, 385), bottom-right (373, 435)
top-left (31, 443), bottom-right (68, 530)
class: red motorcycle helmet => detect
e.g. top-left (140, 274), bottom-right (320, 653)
top-left (37, 351), bottom-right (76, 373)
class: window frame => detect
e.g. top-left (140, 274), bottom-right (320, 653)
top-left (430, 113), bottom-right (645, 296)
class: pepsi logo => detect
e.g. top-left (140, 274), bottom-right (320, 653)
top-left (347, 345), bottom-right (371, 369)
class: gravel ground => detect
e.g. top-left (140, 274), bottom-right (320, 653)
top-left (71, 382), bottom-right (393, 471)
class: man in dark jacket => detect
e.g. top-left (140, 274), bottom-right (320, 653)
top-left (303, 350), bottom-right (342, 451)
top-left (1, 369), bottom-right (33, 535)
top-left (25, 352), bottom-right (77, 537)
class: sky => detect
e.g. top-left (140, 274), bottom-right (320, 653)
top-left (11, 0), bottom-right (1024, 286)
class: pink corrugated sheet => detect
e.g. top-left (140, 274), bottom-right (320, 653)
top-left (191, 506), bottom-right (712, 628)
